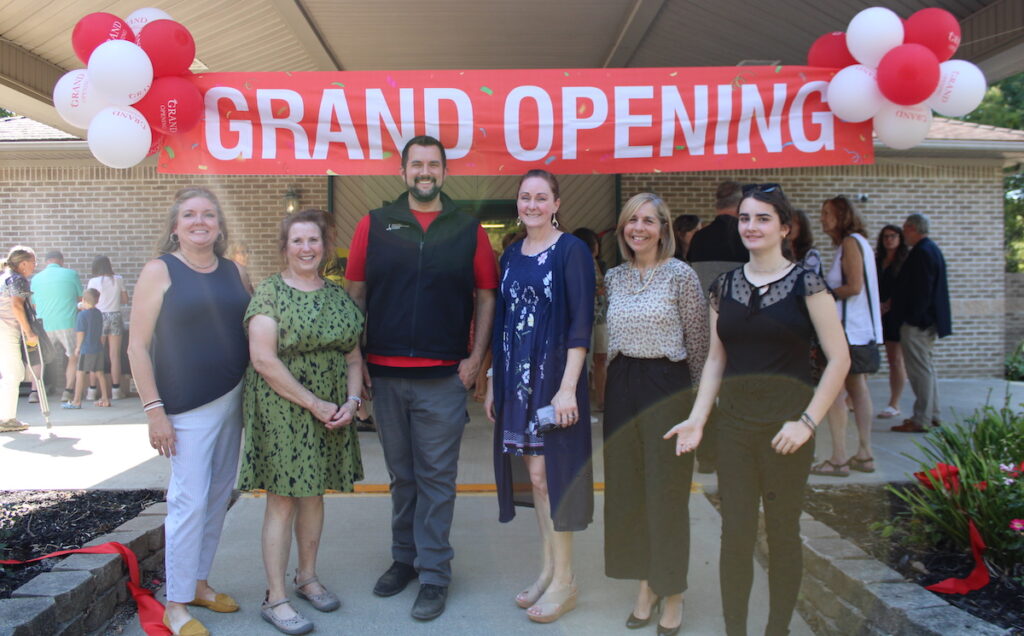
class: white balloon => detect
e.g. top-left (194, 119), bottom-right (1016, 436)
top-left (846, 7), bottom-right (904, 68)
top-left (874, 101), bottom-right (933, 149)
top-left (926, 60), bottom-right (987, 117)
top-left (87, 40), bottom-right (153, 105)
top-left (827, 65), bottom-right (883, 123)
top-left (87, 106), bottom-right (152, 168)
top-left (52, 69), bottom-right (112, 129)
top-left (126, 7), bottom-right (173, 36)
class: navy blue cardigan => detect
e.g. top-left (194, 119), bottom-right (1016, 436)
top-left (491, 233), bottom-right (595, 532)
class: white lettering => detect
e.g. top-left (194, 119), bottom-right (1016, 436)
top-left (204, 87), bottom-right (252, 161)
top-left (504, 86), bottom-right (553, 162)
top-left (256, 89), bottom-right (310, 160)
top-left (736, 83), bottom-right (785, 153)
top-left (614, 86), bottom-right (654, 159)
top-left (424, 88), bottom-right (473, 160)
top-left (660, 85), bottom-right (708, 156)
top-left (714, 85), bottom-right (732, 155)
top-left (313, 89), bottom-right (364, 160)
top-left (561, 87), bottom-right (607, 160)
top-left (366, 88), bottom-right (414, 160)
top-left (791, 81), bottom-right (833, 152)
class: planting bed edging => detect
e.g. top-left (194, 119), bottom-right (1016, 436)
top-left (0, 502), bottom-right (166, 636)
top-left (778, 512), bottom-right (1011, 636)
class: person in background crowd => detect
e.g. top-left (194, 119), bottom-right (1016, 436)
top-left (672, 214), bottom-right (701, 262)
top-left (875, 225), bottom-right (910, 420)
top-left (686, 180), bottom-right (748, 475)
top-left (666, 183), bottom-right (849, 636)
top-left (88, 256), bottom-right (130, 400)
top-left (225, 240), bottom-right (250, 268)
top-left (604, 193), bottom-right (708, 636)
top-left (788, 209), bottom-right (821, 275)
top-left (128, 187), bottom-right (252, 636)
top-left (486, 169), bottom-right (595, 624)
top-left (63, 288), bottom-right (109, 409)
top-left (572, 227), bottom-right (608, 413)
top-left (889, 213), bottom-right (952, 433)
top-left (0, 247), bottom-right (37, 433)
top-left (812, 196), bottom-right (882, 478)
top-left (345, 136), bottom-right (497, 621)
top-left (240, 209), bottom-right (365, 635)
top-left (30, 250), bottom-right (83, 403)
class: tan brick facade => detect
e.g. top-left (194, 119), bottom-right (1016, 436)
top-left (0, 157), bottom-right (1008, 377)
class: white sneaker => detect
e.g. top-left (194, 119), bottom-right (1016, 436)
top-left (86, 387), bottom-right (97, 401)
top-left (112, 386), bottom-right (126, 400)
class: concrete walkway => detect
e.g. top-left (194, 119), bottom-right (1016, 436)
top-left (3, 378), bottom-right (1023, 634)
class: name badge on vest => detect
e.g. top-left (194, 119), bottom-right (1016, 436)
top-left (385, 223), bottom-right (410, 231)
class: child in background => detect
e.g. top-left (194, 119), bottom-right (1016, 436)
top-left (63, 288), bottom-right (110, 408)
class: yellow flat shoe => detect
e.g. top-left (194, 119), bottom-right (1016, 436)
top-left (163, 611), bottom-right (210, 636)
top-left (188, 591), bottom-right (240, 613)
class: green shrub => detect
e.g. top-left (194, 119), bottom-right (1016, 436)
top-left (889, 401), bottom-right (1024, 572)
top-left (1006, 342), bottom-right (1024, 381)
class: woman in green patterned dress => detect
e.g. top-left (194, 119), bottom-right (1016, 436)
top-left (239, 208), bottom-right (364, 635)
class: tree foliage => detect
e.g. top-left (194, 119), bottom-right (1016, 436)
top-left (0, 107), bottom-right (13, 118)
top-left (958, 73), bottom-right (1024, 272)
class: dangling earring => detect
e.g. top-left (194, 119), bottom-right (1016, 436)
top-left (215, 232), bottom-right (225, 244)
top-left (551, 213), bottom-right (559, 229)
top-left (170, 233), bottom-right (179, 244)
top-left (516, 217), bottom-right (523, 226)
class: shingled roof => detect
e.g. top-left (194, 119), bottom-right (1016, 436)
top-left (0, 116), bottom-right (79, 142)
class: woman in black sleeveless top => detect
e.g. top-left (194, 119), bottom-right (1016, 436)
top-left (128, 187), bottom-right (252, 636)
top-left (665, 184), bottom-right (849, 636)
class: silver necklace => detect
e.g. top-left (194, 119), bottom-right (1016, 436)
top-left (177, 250), bottom-right (216, 271)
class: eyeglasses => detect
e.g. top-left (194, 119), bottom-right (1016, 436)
top-left (742, 183), bottom-right (783, 196)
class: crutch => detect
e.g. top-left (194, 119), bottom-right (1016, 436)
top-left (21, 338), bottom-right (51, 429)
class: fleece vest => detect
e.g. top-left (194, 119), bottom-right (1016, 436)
top-left (364, 192), bottom-right (478, 361)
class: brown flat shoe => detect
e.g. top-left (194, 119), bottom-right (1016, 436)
top-left (188, 591), bottom-right (239, 613)
top-left (810, 459), bottom-right (849, 477)
top-left (891, 419), bottom-right (927, 433)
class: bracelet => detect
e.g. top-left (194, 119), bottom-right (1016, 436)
top-left (800, 419), bottom-right (816, 436)
top-left (347, 395), bottom-right (362, 408)
top-left (143, 401), bottom-right (164, 412)
top-left (142, 399), bottom-right (163, 409)
top-left (800, 411), bottom-right (817, 429)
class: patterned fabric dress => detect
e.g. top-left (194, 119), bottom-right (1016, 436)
top-left (238, 274), bottom-right (364, 497)
top-left (498, 241), bottom-right (556, 456)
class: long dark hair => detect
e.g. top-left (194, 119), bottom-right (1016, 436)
top-left (91, 255), bottom-right (115, 278)
top-left (822, 195), bottom-right (866, 245)
top-left (790, 208), bottom-right (815, 261)
top-left (875, 224), bottom-right (909, 273)
top-left (738, 186), bottom-right (795, 258)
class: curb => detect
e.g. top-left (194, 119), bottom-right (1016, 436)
top-left (0, 502), bottom-right (166, 636)
top-left (770, 511), bottom-right (1012, 635)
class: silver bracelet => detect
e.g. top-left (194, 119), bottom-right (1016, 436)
top-left (143, 401), bottom-right (164, 412)
top-left (347, 395), bottom-right (362, 408)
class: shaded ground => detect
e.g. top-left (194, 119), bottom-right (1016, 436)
top-left (0, 489), bottom-right (164, 599)
top-left (803, 483), bottom-right (1024, 634)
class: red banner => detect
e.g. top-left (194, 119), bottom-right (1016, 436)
top-left (158, 67), bottom-right (873, 176)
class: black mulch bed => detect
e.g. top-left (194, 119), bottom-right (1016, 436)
top-left (803, 483), bottom-right (1024, 634)
top-left (0, 489), bottom-right (165, 600)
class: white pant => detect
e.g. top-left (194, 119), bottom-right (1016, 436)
top-left (0, 321), bottom-right (25, 422)
top-left (164, 382), bottom-right (243, 602)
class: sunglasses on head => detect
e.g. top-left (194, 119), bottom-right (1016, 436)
top-left (742, 183), bottom-right (783, 196)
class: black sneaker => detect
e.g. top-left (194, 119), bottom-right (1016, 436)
top-left (411, 584), bottom-right (447, 621)
top-left (373, 561), bottom-right (417, 597)
top-left (356, 415), bottom-right (376, 432)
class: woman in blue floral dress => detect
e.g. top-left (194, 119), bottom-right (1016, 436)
top-left (486, 169), bottom-right (595, 624)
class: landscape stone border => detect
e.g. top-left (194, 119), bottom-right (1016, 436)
top-left (773, 512), bottom-right (1012, 636)
top-left (0, 502), bottom-right (166, 636)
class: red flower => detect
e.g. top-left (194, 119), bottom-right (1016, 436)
top-left (973, 481), bottom-right (988, 491)
top-left (914, 462), bottom-right (961, 493)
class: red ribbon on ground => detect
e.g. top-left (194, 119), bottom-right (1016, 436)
top-left (0, 541), bottom-right (169, 635)
top-left (925, 519), bottom-right (990, 594)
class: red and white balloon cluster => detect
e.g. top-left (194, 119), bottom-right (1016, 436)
top-left (51, 8), bottom-right (204, 168)
top-left (808, 7), bottom-right (987, 149)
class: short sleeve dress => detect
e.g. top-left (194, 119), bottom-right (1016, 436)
top-left (238, 274), bottom-right (365, 497)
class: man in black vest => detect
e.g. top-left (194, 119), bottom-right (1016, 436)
top-left (346, 136), bottom-right (497, 620)
top-left (889, 213), bottom-right (952, 433)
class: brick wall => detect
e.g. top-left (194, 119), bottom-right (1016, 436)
top-left (0, 157), bottom-right (1006, 377)
top-left (621, 160), bottom-right (1006, 378)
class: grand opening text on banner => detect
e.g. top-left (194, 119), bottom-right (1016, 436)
top-left (157, 66), bottom-right (873, 176)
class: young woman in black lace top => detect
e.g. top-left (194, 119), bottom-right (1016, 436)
top-left (665, 184), bottom-right (849, 636)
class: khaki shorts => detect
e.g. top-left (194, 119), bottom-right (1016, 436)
top-left (47, 329), bottom-right (76, 356)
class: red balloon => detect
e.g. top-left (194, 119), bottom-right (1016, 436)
top-left (807, 32), bottom-right (857, 68)
top-left (136, 20), bottom-right (196, 78)
top-left (876, 44), bottom-right (941, 106)
top-left (905, 8), bottom-right (961, 62)
top-left (133, 76), bottom-right (203, 135)
top-left (71, 12), bottom-right (135, 64)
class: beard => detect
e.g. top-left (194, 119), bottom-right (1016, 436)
top-left (408, 177), bottom-right (441, 203)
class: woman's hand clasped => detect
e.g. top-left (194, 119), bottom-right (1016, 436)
top-left (326, 400), bottom-right (357, 430)
top-left (771, 421), bottom-right (813, 455)
top-left (663, 419), bottom-right (703, 456)
top-left (550, 388), bottom-right (579, 427)
top-left (310, 398), bottom-right (342, 426)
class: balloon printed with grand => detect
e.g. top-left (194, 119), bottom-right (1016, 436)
top-left (807, 5), bottom-right (987, 150)
top-left (52, 7), bottom-right (203, 169)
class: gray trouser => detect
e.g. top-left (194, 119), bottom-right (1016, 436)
top-left (371, 373), bottom-right (468, 586)
top-left (900, 324), bottom-right (939, 426)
